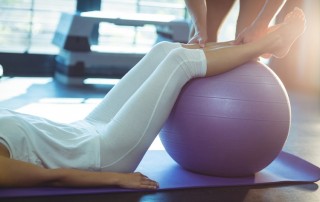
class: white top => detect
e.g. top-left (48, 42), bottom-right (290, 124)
top-left (0, 109), bottom-right (101, 171)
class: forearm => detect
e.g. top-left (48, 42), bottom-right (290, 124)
top-left (0, 156), bottom-right (158, 189)
top-left (0, 156), bottom-right (118, 187)
top-left (184, 0), bottom-right (207, 32)
top-left (253, 0), bottom-right (287, 26)
top-left (50, 168), bottom-right (120, 187)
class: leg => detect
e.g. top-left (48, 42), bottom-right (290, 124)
top-left (99, 48), bottom-right (207, 172)
top-left (85, 41), bottom-right (181, 124)
top-left (206, 0), bottom-right (236, 42)
top-left (202, 7), bottom-right (306, 76)
top-left (183, 40), bottom-right (235, 50)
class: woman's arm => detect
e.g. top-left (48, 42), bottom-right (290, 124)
top-left (0, 156), bottom-right (158, 189)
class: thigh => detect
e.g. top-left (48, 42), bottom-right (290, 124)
top-left (85, 42), bottom-right (181, 124)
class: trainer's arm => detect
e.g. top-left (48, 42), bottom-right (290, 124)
top-left (253, 0), bottom-right (287, 27)
top-left (184, 0), bottom-right (207, 46)
top-left (235, 0), bottom-right (287, 44)
top-left (0, 156), bottom-right (158, 189)
top-left (185, 0), bottom-right (207, 31)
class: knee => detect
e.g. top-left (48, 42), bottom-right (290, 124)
top-left (152, 41), bottom-right (181, 53)
top-left (165, 47), bottom-right (190, 62)
top-left (154, 41), bottom-right (174, 48)
top-left (165, 47), bottom-right (207, 78)
top-left (166, 47), bottom-right (200, 68)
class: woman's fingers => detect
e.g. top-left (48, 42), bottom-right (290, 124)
top-left (134, 172), bottom-right (159, 189)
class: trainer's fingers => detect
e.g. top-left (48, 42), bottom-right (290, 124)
top-left (198, 38), bottom-right (206, 48)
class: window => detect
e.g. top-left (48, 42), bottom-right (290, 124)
top-left (0, 0), bottom-right (238, 55)
top-left (0, 0), bottom-right (76, 54)
top-left (0, 0), bottom-right (187, 54)
top-left (101, 0), bottom-right (186, 17)
top-left (96, 0), bottom-right (187, 50)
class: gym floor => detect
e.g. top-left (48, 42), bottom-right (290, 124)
top-left (0, 76), bottom-right (319, 202)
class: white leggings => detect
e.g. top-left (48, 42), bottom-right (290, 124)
top-left (85, 42), bottom-right (207, 172)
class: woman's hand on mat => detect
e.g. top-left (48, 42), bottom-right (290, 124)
top-left (116, 172), bottom-right (159, 190)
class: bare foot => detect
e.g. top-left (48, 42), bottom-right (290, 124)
top-left (271, 7), bottom-right (306, 58)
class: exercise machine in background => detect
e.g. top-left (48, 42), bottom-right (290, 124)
top-left (52, 11), bottom-right (190, 85)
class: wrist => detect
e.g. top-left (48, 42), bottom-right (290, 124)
top-left (249, 21), bottom-right (269, 35)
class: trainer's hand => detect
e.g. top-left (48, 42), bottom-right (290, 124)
top-left (188, 32), bottom-right (207, 48)
top-left (117, 172), bottom-right (159, 190)
top-left (234, 24), bottom-right (268, 45)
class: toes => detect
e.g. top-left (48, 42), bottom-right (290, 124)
top-left (284, 7), bottom-right (306, 24)
top-left (293, 7), bottom-right (305, 19)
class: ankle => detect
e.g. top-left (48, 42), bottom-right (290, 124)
top-left (269, 34), bottom-right (283, 55)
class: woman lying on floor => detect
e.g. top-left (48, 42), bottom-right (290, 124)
top-left (0, 8), bottom-right (305, 189)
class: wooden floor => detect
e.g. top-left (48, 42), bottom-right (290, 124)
top-left (0, 77), bottom-right (319, 202)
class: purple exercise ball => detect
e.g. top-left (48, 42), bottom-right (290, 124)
top-left (160, 61), bottom-right (291, 177)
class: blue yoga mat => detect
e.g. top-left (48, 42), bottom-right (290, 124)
top-left (0, 150), bottom-right (319, 198)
